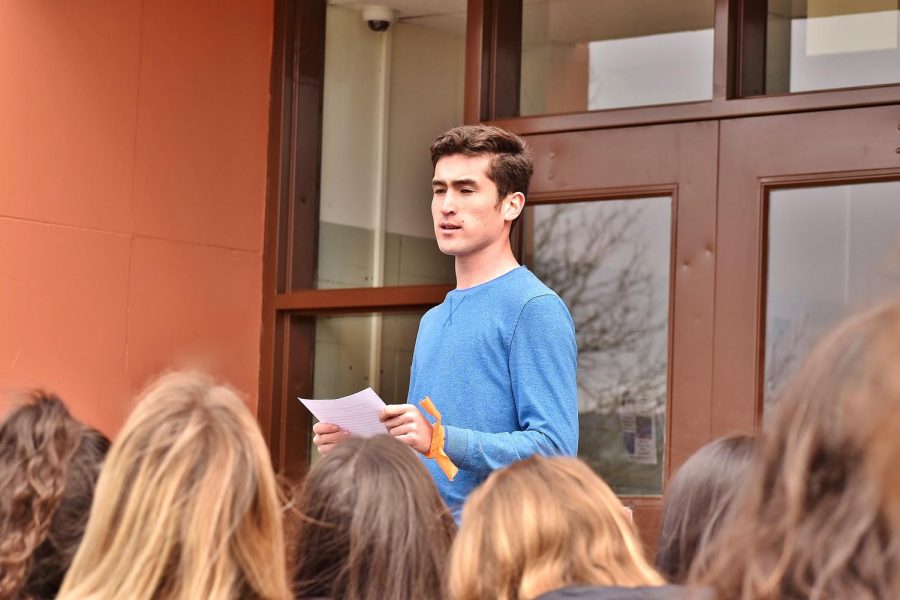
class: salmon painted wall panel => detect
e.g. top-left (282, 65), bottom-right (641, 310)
top-left (0, 0), bottom-right (274, 434)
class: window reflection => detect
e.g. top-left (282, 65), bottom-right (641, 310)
top-left (526, 198), bottom-right (672, 495)
top-left (764, 181), bottom-right (900, 410)
top-left (765, 0), bottom-right (900, 94)
top-left (521, 0), bottom-right (714, 115)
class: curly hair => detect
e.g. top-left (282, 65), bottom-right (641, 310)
top-left (0, 392), bottom-right (108, 599)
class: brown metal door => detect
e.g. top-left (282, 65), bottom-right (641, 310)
top-left (523, 120), bottom-right (719, 545)
top-left (714, 105), bottom-right (900, 431)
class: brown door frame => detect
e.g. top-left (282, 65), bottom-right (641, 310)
top-left (522, 121), bottom-right (720, 544)
top-left (713, 106), bottom-right (900, 433)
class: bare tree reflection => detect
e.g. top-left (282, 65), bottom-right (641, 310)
top-left (529, 201), bottom-right (668, 494)
top-left (532, 202), bottom-right (667, 412)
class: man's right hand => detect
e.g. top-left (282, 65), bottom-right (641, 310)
top-left (312, 422), bottom-right (351, 455)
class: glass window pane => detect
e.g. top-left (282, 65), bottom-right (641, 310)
top-left (309, 311), bottom-right (425, 462)
top-left (764, 181), bottom-right (900, 410)
top-left (526, 197), bottom-right (672, 495)
top-left (765, 0), bottom-right (900, 94)
top-left (520, 0), bottom-right (714, 116)
top-left (317, 5), bottom-right (462, 289)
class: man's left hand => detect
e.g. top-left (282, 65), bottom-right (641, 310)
top-left (380, 404), bottom-right (433, 455)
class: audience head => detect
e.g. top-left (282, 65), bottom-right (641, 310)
top-left (867, 345), bottom-right (900, 594)
top-left (292, 434), bottom-right (455, 600)
top-left (58, 371), bottom-right (290, 600)
top-left (691, 299), bottom-right (900, 599)
top-left (0, 392), bottom-right (109, 599)
top-left (655, 434), bottom-right (757, 583)
top-left (450, 455), bottom-right (663, 600)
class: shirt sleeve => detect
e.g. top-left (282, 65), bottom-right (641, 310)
top-left (443, 294), bottom-right (579, 473)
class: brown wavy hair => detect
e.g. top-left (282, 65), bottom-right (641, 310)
top-left (690, 298), bottom-right (900, 599)
top-left (0, 392), bottom-right (109, 599)
top-left (655, 434), bottom-right (757, 583)
top-left (291, 435), bottom-right (456, 600)
top-left (450, 455), bottom-right (663, 600)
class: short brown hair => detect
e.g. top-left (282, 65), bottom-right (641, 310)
top-left (430, 124), bottom-right (534, 200)
top-left (291, 435), bottom-right (456, 600)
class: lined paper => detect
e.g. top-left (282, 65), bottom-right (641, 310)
top-left (298, 388), bottom-right (388, 437)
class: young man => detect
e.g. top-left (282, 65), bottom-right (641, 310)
top-left (313, 125), bottom-right (578, 514)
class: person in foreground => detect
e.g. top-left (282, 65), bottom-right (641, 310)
top-left (291, 435), bottom-right (456, 600)
top-left (0, 392), bottom-right (109, 599)
top-left (58, 371), bottom-right (291, 600)
top-left (314, 124), bottom-right (579, 517)
top-left (655, 434), bottom-right (757, 583)
top-left (690, 298), bottom-right (900, 599)
top-left (450, 455), bottom-right (702, 600)
top-left (866, 304), bottom-right (900, 596)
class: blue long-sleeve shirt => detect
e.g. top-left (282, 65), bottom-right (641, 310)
top-left (407, 266), bottom-right (578, 515)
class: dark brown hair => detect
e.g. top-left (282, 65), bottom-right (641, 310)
top-left (0, 392), bottom-right (109, 599)
top-left (429, 124), bottom-right (534, 201)
top-left (690, 299), bottom-right (900, 599)
top-left (291, 435), bottom-right (456, 600)
top-left (655, 434), bottom-right (757, 583)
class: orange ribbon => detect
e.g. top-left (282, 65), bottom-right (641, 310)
top-left (419, 396), bottom-right (458, 481)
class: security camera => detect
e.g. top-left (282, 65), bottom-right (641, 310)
top-left (362, 6), bottom-right (396, 32)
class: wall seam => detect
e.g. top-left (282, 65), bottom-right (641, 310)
top-left (124, 0), bottom-right (147, 385)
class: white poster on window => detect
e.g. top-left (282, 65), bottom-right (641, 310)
top-left (620, 396), bottom-right (657, 465)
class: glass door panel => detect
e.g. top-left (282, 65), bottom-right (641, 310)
top-left (763, 181), bottom-right (900, 409)
top-left (526, 197), bottom-right (672, 495)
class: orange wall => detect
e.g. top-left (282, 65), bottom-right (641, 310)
top-left (0, 0), bottom-right (274, 435)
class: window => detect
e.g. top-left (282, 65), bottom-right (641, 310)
top-left (520, 0), bottom-right (714, 115)
top-left (763, 0), bottom-right (900, 95)
top-left (317, 4), bottom-right (464, 289)
top-left (526, 197), bottom-right (672, 494)
top-left (764, 181), bottom-right (900, 409)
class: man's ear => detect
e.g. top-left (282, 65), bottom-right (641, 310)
top-left (502, 192), bottom-right (525, 223)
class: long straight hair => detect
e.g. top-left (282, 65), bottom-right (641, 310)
top-left (291, 435), bottom-right (456, 600)
top-left (690, 299), bottom-right (900, 599)
top-left (450, 455), bottom-right (663, 600)
top-left (655, 434), bottom-right (757, 583)
top-left (58, 372), bottom-right (291, 600)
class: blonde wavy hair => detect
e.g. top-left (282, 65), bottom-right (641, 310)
top-left (450, 455), bottom-right (663, 600)
top-left (58, 372), bottom-right (290, 600)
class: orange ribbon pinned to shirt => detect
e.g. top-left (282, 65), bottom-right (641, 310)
top-left (419, 396), bottom-right (458, 481)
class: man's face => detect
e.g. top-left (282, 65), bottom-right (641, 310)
top-left (431, 154), bottom-right (512, 258)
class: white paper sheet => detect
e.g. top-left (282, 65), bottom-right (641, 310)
top-left (297, 388), bottom-right (388, 437)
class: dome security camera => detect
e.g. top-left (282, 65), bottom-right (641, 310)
top-left (362, 6), bottom-right (396, 32)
